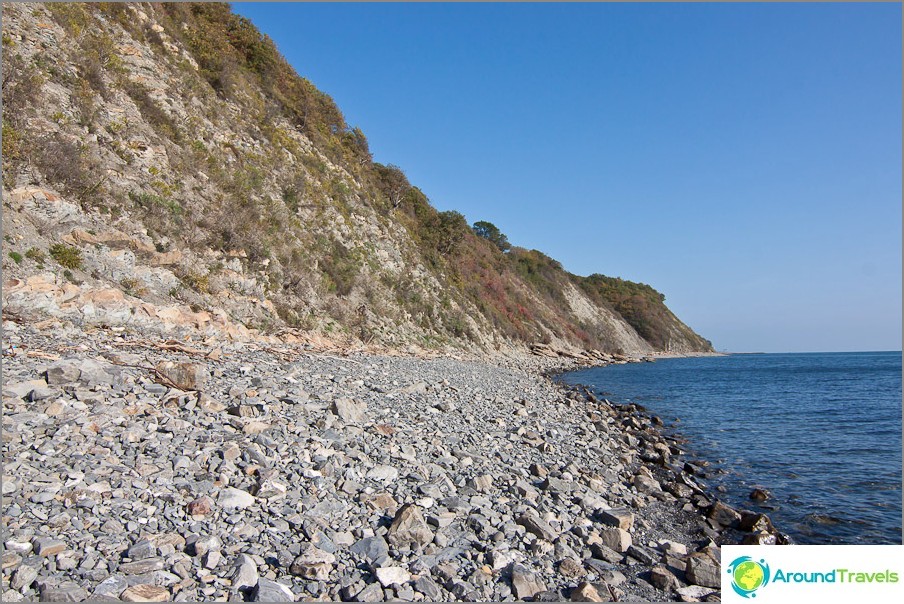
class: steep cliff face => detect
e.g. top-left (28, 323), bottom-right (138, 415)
top-left (1, 2), bottom-right (712, 355)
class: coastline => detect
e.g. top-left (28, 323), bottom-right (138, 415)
top-left (3, 317), bottom-right (759, 601)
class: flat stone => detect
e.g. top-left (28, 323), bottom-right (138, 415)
top-left (414, 576), bottom-right (442, 600)
top-left (92, 575), bottom-right (129, 600)
top-left (11, 565), bottom-right (38, 590)
top-left (45, 362), bottom-right (81, 385)
top-left (219, 487), bottom-right (255, 509)
top-left (517, 511), bottom-right (557, 541)
top-left (511, 563), bottom-right (547, 600)
top-left (126, 539), bottom-right (156, 561)
top-left (33, 538), bottom-right (67, 556)
top-left (676, 585), bottom-right (716, 600)
top-left (365, 465), bottom-right (399, 482)
top-left (598, 507), bottom-right (634, 530)
top-left (230, 554), bottom-right (259, 591)
top-left (375, 566), bottom-right (411, 587)
top-left (119, 557), bottom-right (165, 574)
top-left (121, 584), bottom-right (170, 602)
top-left (570, 582), bottom-right (609, 602)
top-left (251, 579), bottom-right (294, 602)
top-left (39, 582), bottom-right (89, 602)
top-left (349, 536), bottom-right (389, 564)
top-left (354, 582), bottom-right (385, 602)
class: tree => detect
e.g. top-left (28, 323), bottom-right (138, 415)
top-left (373, 163), bottom-right (411, 208)
top-left (436, 211), bottom-right (469, 255)
top-left (472, 220), bottom-right (511, 252)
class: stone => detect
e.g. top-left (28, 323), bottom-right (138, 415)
top-left (469, 474), bottom-right (494, 492)
top-left (365, 465), bottom-right (399, 482)
top-left (255, 476), bottom-right (287, 499)
top-left (230, 554), bottom-right (259, 591)
top-left (570, 582), bottom-right (608, 602)
top-left (330, 397), bottom-right (367, 423)
top-left (511, 564), bottom-right (546, 600)
top-left (650, 565), bottom-right (680, 591)
top-left (45, 362), bottom-right (81, 385)
top-left (39, 582), bottom-right (89, 602)
top-left (414, 576), bottom-right (442, 600)
top-left (676, 585), bottom-right (716, 600)
top-left (517, 511), bottom-right (557, 541)
top-left (251, 579), bottom-right (294, 602)
top-left (598, 508), bottom-right (634, 530)
top-left (28, 386), bottom-right (56, 401)
top-left (119, 557), bottom-right (165, 574)
top-left (187, 496), bottom-right (214, 516)
top-left (219, 487), bottom-right (255, 509)
top-left (92, 575), bottom-right (129, 600)
top-left (558, 557), bottom-right (585, 578)
top-left (33, 538), bottom-right (67, 556)
top-left (126, 539), bottom-right (156, 560)
top-left (290, 544), bottom-right (335, 580)
top-left (11, 565), bottom-right (38, 590)
top-left (627, 544), bottom-right (657, 565)
top-left (707, 501), bottom-right (741, 528)
top-left (686, 552), bottom-right (721, 588)
top-left (121, 584), bottom-right (170, 602)
top-left (739, 512), bottom-right (774, 533)
top-left (354, 582), bottom-right (385, 602)
top-left (349, 536), bottom-right (389, 564)
top-left (633, 473), bottom-right (662, 494)
top-left (659, 540), bottom-right (688, 556)
top-left (599, 528), bottom-right (631, 553)
top-left (749, 488), bottom-right (771, 501)
top-left (375, 566), bottom-right (411, 587)
top-left (387, 504), bottom-right (433, 549)
top-left (742, 531), bottom-right (777, 545)
top-left (154, 361), bottom-right (207, 391)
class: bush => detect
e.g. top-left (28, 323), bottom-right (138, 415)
top-left (8, 251), bottom-right (23, 264)
top-left (50, 244), bottom-right (82, 269)
top-left (25, 247), bottom-right (46, 266)
top-left (32, 133), bottom-right (101, 199)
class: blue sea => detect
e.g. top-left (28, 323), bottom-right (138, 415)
top-left (559, 352), bottom-right (902, 544)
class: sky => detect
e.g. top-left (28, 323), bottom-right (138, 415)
top-left (234, 2), bottom-right (902, 353)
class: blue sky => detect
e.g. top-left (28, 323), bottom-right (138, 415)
top-left (234, 2), bottom-right (901, 353)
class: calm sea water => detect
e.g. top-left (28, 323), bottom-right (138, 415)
top-left (559, 352), bottom-right (902, 544)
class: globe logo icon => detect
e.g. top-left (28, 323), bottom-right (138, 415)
top-left (727, 556), bottom-right (771, 598)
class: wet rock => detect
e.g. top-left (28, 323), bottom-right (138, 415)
top-left (742, 531), bottom-right (777, 545)
top-left (387, 504), bottom-right (433, 549)
top-left (749, 488), bottom-right (771, 501)
top-left (121, 584), bottom-right (170, 602)
top-left (739, 512), bottom-right (774, 533)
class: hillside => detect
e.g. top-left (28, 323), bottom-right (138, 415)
top-left (1, 2), bottom-right (713, 357)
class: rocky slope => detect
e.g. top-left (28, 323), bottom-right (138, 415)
top-left (1, 2), bottom-right (712, 357)
top-left (1, 318), bottom-right (783, 603)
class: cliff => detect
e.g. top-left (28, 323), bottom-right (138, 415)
top-left (1, 2), bottom-right (713, 357)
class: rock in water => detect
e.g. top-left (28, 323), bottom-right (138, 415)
top-left (387, 504), bottom-right (433, 549)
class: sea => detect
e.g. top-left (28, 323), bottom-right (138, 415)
top-left (559, 351), bottom-right (902, 545)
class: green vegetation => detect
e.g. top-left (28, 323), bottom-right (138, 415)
top-left (472, 221), bottom-right (511, 252)
top-left (50, 244), bottom-right (82, 270)
top-left (8, 251), bottom-right (23, 264)
top-left (578, 275), bottom-right (674, 349)
top-left (25, 248), bottom-right (46, 266)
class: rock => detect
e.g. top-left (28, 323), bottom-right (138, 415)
top-left (11, 565), bottom-right (38, 590)
top-left (187, 495), bottom-right (214, 516)
top-left (365, 465), bottom-right (399, 482)
top-left (742, 531), bottom-right (777, 545)
top-left (627, 544), bottom-right (657, 565)
top-left (570, 582), bottom-right (608, 602)
top-left (33, 538), bottom-right (67, 556)
top-left (511, 563), bottom-right (546, 600)
top-left (686, 552), bottom-right (721, 588)
top-left (599, 528), bottom-right (631, 553)
top-left (739, 512), bottom-right (774, 533)
top-left (154, 361), bottom-right (207, 391)
top-left (598, 508), bottom-right (634, 530)
top-left (469, 474), bottom-right (494, 492)
top-left (414, 576), bottom-right (442, 600)
top-left (290, 544), bottom-right (335, 580)
top-left (633, 473), bottom-right (662, 494)
top-left (251, 579), bottom-right (295, 602)
top-left (707, 501), bottom-right (741, 528)
top-left (92, 576), bottom-right (129, 600)
top-left (354, 582), bottom-right (385, 602)
top-left (255, 476), bottom-right (287, 499)
top-left (330, 397), bottom-right (367, 423)
top-left (126, 539), bottom-right (156, 560)
top-left (387, 504), bottom-right (433, 550)
top-left (749, 488), bottom-right (771, 501)
top-left (27, 386), bottom-right (56, 401)
top-left (659, 540), bottom-right (688, 556)
top-left (349, 536), bottom-right (389, 565)
top-left (119, 557), bottom-right (165, 574)
top-left (219, 487), bottom-right (255, 509)
top-left (375, 566), bottom-right (411, 587)
top-left (230, 554), bottom-right (259, 591)
top-left (650, 565), bottom-right (680, 591)
top-left (590, 544), bottom-right (624, 564)
top-left (44, 362), bottom-right (81, 385)
top-left (121, 584), bottom-right (170, 602)
top-left (2, 552), bottom-right (21, 570)
top-left (676, 585), bottom-right (716, 600)
top-left (39, 582), bottom-right (89, 602)
top-left (517, 511), bottom-right (557, 542)
top-left (558, 557), bottom-right (585, 578)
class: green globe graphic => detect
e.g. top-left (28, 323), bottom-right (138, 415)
top-left (734, 561), bottom-right (765, 592)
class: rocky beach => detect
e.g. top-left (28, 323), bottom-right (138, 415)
top-left (1, 317), bottom-right (783, 602)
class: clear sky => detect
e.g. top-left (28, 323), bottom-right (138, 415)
top-left (234, 2), bottom-right (901, 353)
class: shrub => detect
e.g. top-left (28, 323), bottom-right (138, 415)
top-left (32, 133), bottom-right (101, 199)
top-left (49, 244), bottom-right (82, 269)
top-left (8, 251), bottom-right (23, 264)
top-left (25, 247), bottom-right (46, 266)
